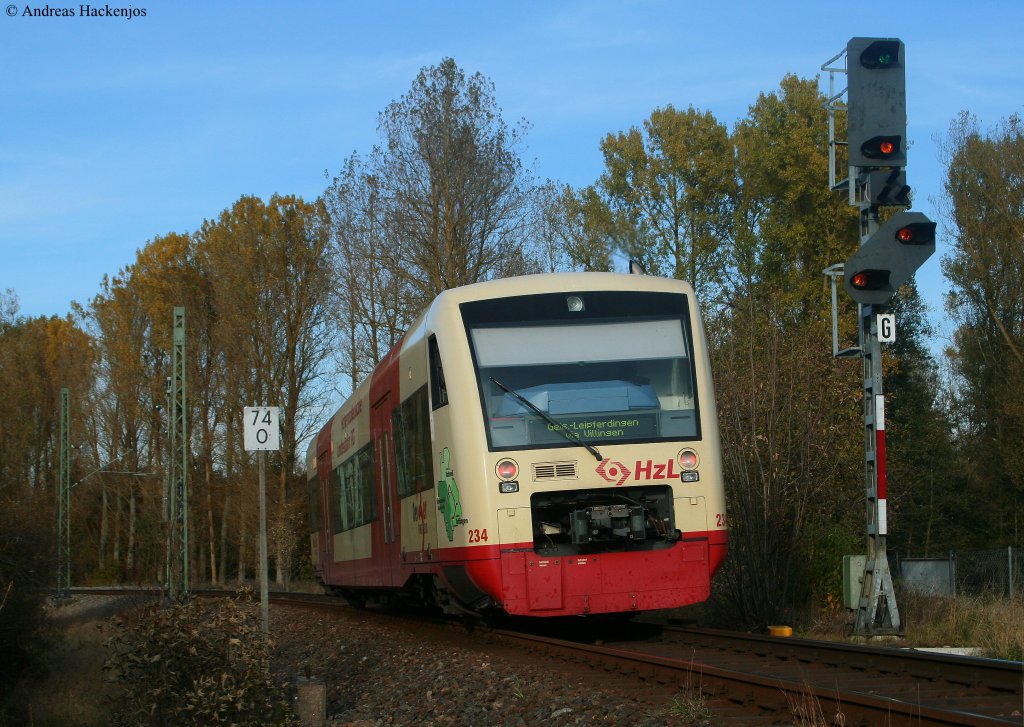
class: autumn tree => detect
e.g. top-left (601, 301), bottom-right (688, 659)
top-left (200, 194), bottom-right (335, 585)
top-left (371, 57), bottom-right (537, 310)
top-left (0, 305), bottom-right (94, 667)
top-left (938, 112), bottom-right (1024, 546)
top-left (535, 183), bottom-right (616, 273)
top-left (593, 105), bottom-right (737, 299)
top-left (708, 76), bottom-right (863, 627)
top-left (324, 58), bottom-right (545, 395)
top-left (883, 282), bottom-right (960, 554)
top-left (324, 154), bottom-right (412, 396)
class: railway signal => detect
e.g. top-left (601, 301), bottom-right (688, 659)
top-left (821, 36), bottom-right (937, 636)
top-left (843, 212), bottom-right (936, 305)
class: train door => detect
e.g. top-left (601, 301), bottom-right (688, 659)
top-left (371, 393), bottom-right (401, 586)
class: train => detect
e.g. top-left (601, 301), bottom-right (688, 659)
top-left (305, 271), bottom-right (727, 617)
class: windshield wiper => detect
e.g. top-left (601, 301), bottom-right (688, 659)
top-left (490, 377), bottom-right (603, 462)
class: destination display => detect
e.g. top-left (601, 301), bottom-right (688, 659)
top-left (528, 413), bottom-right (658, 443)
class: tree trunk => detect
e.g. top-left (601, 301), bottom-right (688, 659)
top-left (206, 460), bottom-right (218, 584)
top-left (99, 482), bottom-right (109, 570)
top-left (219, 493), bottom-right (231, 583)
top-left (126, 482), bottom-right (136, 574)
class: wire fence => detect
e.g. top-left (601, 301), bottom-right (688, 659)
top-left (898, 548), bottom-right (1022, 598)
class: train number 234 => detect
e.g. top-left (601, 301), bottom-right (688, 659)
top-left (468, 528), bottom-right (489, 543)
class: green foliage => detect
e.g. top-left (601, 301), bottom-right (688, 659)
top-left (732, 74), bottom-right (858, 314)
top-left (798, 523), bottom-right (860, 612)
top-left (938, 111), bottom-right (1024, 547)
top-left (105, 594), bottom-right (296, 726)
top-left (595, 104), bottom-right (736, 300)
top-left (702, 76), bottom-right (862, 629)
top-left (884, 282), bottom-right (961, 554)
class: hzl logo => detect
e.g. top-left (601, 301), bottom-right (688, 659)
top-left (596, 459), bottom-right (631, 486)
top-left (596, 458), bottom-right (687, 485)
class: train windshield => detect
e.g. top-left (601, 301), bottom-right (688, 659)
top-left (461, 291), bottom-right (700, 451)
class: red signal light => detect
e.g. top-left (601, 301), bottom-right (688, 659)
top-left (850, 269), bottom-right (891, 290)
top-left (860, 135), bottom-right (902, 161)
top-left (894, 222), bottom-right (935, 245)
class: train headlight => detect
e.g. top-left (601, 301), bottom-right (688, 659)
top-left (496, 459), bottom-right (520, 493)
top-left (566, 295), bottom-right (584, 312)
top-left (678, 449), bottom-right (699, 482)
top-left (495, 458), bottom-right (519, 480)
top-left (678, 449), bottom-right (699, 470)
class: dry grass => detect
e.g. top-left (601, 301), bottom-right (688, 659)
top-left (899, 591), bottom-right (1024, 660)
top-left (805, 591), bottom-right (1024, 661)
top-left (784, 682), bottom-right (847, 727)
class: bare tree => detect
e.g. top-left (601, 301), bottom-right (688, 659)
top-left (372, 58), bottom-right (534, 309)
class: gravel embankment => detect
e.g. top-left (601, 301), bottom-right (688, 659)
top-left (270, 606), bottom-right (700, 726)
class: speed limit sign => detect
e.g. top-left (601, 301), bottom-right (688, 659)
top-left (244, 407), bottom-right (280, 451)
top-left (877, 313), bottom-right (896, 344)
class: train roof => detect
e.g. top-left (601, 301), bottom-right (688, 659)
top-left (428, 271), bottom-right (695, 306)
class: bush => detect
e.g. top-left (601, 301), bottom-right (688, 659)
top-left (0, 500), bottom-right (55, 724)
top-left (105, 593), bottom-right (296, 726)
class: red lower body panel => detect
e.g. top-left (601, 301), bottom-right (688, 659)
top-left (324, 531), bottom-right (728, 617)
top-left (458, 531), bottom-right (726, 616)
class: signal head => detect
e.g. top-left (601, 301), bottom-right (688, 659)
top-left (843, 211), bottom-right (936, 306)
top-left (846, 37), bottom-right (907, 169)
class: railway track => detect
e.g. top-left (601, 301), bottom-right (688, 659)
top-left (487, 623), bottom-right (1024, 726)
top-left (66, 588), bottom-right (1024, 724)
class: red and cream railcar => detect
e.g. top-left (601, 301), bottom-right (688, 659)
top-left (305, 272), bottom-right (727, 617)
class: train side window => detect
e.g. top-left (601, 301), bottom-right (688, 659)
top-left (429, 335), bottom-right (448, 409)
top-left (343, 459), bottom-right (357, 530)
top-left (393, 386), bottom-right (435, 498)
top-left (335, 443), bottom-right (378, 532)
top-left (357, 444), bottom-right (377, 522)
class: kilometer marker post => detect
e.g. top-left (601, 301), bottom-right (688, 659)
top-left (244, 406), bottom-right (281, 634)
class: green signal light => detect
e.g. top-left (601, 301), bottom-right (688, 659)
top-left (859, 40), bottom-right (902, 69)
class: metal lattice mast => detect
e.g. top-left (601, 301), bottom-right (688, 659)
top-left (56, 387), bottom-right (71, 599)
top-left (168, 307), bottom-right (189, 602)
top-left (853, 211), bottom-right (901, 635)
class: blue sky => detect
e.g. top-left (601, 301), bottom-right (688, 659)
top-left (2, 0), bottom-right (1022, 350)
